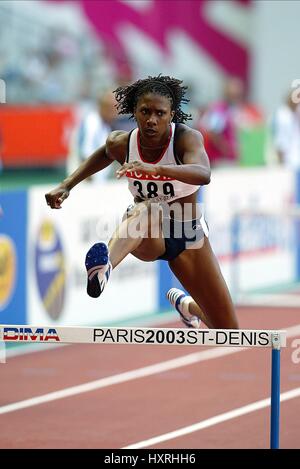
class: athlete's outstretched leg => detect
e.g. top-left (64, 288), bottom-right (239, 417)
top-left (85, 201), bottom-right (165, 298)
top-left (108, 201), bottom-right (164, 267)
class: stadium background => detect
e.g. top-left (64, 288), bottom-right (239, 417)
top-left (0, 0), bottom-right (300, 341)
top-left (1, 0), bottom-right (300, 451)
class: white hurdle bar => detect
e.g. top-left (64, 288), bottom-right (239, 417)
top-left (0, 325), bottom-right (286, 449)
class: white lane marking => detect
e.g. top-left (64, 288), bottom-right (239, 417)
top-left (0, 347), bottom-right (242, 415)
top-left (123, 387), bottom-right (300, 449)
top-left (0, 324), bottom-right (299, 417)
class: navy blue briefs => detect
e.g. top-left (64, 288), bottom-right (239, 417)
top-left (158, 216), bottom-right (209, 261)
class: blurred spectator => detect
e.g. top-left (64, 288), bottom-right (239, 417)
top-left (70, 90), bottom-right (118, 182)
top-left (199, 77), bottom-right (263, 167)
top-left (112, 113), bottom-right (136, 133)
top-left (272, 91), bottom-right (300, 169)
top-left (112, 68), bottom-right (136, 132)
top-left (0, 127), bottom-right (3, 173)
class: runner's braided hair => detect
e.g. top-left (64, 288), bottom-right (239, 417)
top-left (114, 75), bottom-right (191, 123)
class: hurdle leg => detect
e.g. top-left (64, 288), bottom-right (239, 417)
top-left (270, 332), bottom-right (281, 449)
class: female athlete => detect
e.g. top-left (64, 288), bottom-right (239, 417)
top-left (45, 75), bottom-right (238, 330)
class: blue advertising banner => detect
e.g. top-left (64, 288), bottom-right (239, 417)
top-left (0, 190), bottom-right (27, 324)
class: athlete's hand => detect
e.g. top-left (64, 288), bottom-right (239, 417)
top-left (45, 185), bottom-right (70, 209)
top-left (116, 161), bottom-right (158, 179)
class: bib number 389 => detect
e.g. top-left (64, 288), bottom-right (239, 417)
top-left (133, 180), bottom-right (175, 199)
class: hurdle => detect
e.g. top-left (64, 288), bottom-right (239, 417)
top-left (0, 325), bottom-right (286, 449)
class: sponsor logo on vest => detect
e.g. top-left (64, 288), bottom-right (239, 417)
top-left (126, 170), bottom-right (173, 181)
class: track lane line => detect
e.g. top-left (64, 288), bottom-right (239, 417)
top-left (0, 346), bottom-right (242, 415)
top-left (123, 387), bottom-right (300, 449)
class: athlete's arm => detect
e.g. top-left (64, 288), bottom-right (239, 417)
top-left (116, 126), bottom-right (211, 186)
top-left (45, 131), bottom-right (128, 209)
top-left (158, 126), bottom-right (211, 185)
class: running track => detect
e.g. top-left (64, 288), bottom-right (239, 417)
top-left (0, 306), bottom-right (300, 449)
